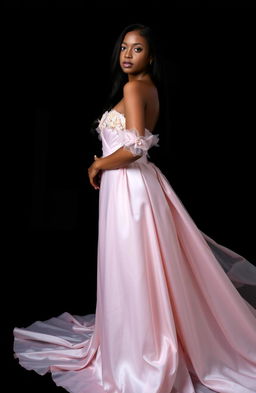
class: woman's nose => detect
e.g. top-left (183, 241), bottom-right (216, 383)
top-left (125, 48), bottom-right (132, 58)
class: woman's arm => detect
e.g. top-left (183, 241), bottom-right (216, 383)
top-left (95, 81), bottom-right (147, 170)
top-left (88, 147), bottom-right (138, 190)
top-left (96, 146), bottom-right (140, 170)
top-left (123, 80), bottom-right (147, 136)
top-left (88, 81), bottom-right (147, 190)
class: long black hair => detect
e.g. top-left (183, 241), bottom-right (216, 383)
top-left (91, 23), bottom-right (170, 144)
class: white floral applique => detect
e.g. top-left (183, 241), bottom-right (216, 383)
top-left (95, 110), bottom-right (160, 157)
top-left (98, 110), bottom-right (126, 132)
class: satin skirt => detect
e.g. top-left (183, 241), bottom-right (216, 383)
top-left (13, 159), bottom-right (256, 393)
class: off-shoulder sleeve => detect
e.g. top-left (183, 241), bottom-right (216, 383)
top-left (119, 128), bottom-right (160, 157)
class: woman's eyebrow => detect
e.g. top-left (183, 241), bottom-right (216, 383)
top-left (122, 41), bottom-right (144, 46)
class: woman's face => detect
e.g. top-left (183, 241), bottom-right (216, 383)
top-left (119, 30), bottom-right (151, 75)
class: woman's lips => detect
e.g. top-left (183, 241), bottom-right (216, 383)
top-left (123, 62), bottom-right (133, 68)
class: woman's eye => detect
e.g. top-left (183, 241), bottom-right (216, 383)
top-left (120, 46), bottom-right (142, 52)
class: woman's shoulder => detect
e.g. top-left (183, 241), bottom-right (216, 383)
top-left (123, 80), bottom-right (157, 97)
top-left (123, 80), bottom-right (142, 93)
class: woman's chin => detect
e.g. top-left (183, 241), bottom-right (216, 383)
top-left (121, 68), bottom-right (133, 74)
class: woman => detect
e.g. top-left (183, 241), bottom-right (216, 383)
top-left (13, 24), bottom-right (256, 393)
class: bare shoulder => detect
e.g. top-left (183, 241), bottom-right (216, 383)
top-left (122, 80), bottom-right (158, 133)
top-left (123, 80), bottom-right (156, 100)
top-left (123, 80), bottom-right (144, 95)
top-left (124, 79), bottom-right (155, 91)
top-left (123, 81), bottom-right (145, 111)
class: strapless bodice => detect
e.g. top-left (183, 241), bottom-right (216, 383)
top-left (96, 109), bottom-right (159, 162)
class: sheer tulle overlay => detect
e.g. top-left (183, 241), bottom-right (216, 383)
top-left (13, 110), bottom-right (256, 393)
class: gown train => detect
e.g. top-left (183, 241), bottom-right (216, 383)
top-left (13, 109), bottom-right (256, 393)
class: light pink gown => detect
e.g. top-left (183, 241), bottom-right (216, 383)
top-left (13, 109), bottom-right (256, 393)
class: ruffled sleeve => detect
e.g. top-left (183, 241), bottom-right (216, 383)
top-left (119, 128), bottom-right (160, 158)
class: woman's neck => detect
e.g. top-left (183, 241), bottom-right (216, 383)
top-left (128, 72), bottom-right (152, 83)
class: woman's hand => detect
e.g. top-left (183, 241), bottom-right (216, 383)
top-left (88, 155), bottom-right (102, 190)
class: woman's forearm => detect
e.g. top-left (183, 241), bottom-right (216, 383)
top-left (95, 147), bottom-right (141, 170)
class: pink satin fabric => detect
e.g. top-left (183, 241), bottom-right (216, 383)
top-left (13, 110), bottom-right (256, 393)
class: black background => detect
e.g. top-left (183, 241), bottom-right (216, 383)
top-left (3, 2), bottom-right (256, 392)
